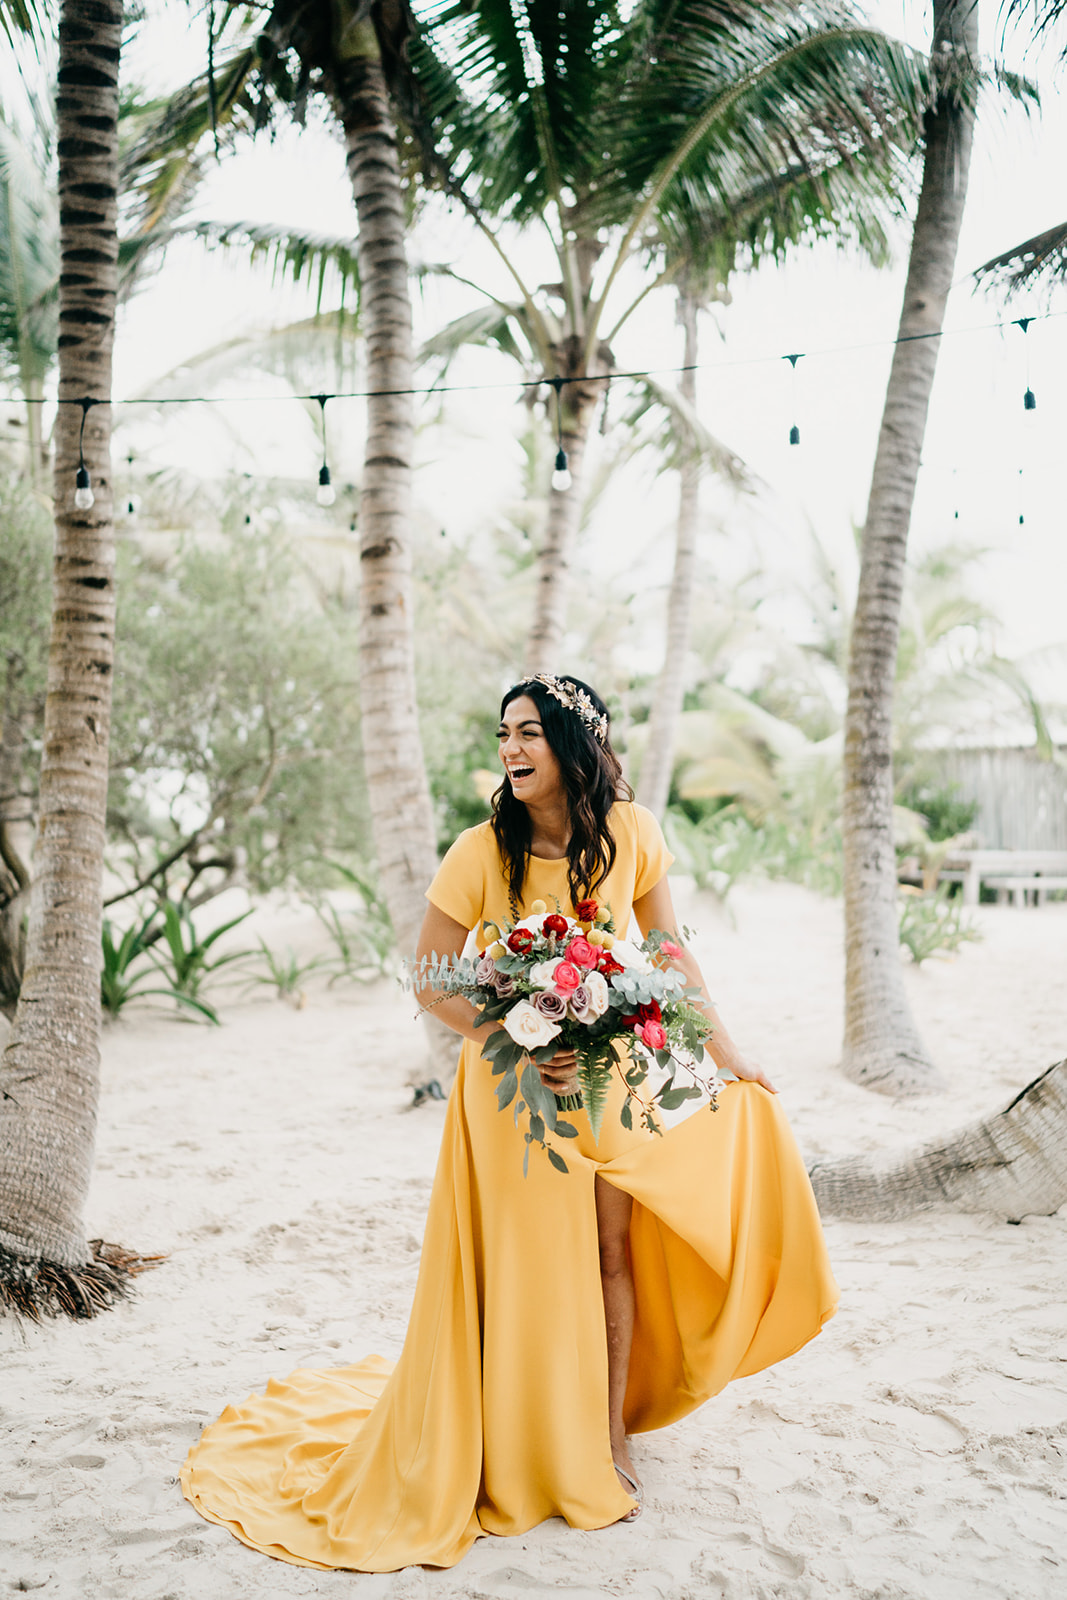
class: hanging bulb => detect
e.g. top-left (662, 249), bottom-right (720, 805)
top-left (74, 465), bottom-right (94, 510)
top-left (789, 424), bottom-right (800, 447)
top-left (316, 463), bottom-right (336, 507)
top-left (551, 447), bottom-right (572, 492)
top-left (1023, 388), bottom-right (1036, 412)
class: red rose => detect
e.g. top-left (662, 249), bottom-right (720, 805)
top-left (597, 952), bottom-right (624, 978)
top-left (543, 913), bottom-right (568, 937)
top-left (621, 1001), bottom-right (661, 1030)
top-left (637, 1019), bottom-right (667, 1051)
top-left (564, 935), bottom-right (598, 970)
top-left (507, 928), bottom-right (534, 954)
top-left (553, 960), bottom-right (582, 994)
top-left (576, 898), bottom-right (599, 923)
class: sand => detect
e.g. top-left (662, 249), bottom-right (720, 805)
top-left (2, 879), bottom-right (1065, 1600)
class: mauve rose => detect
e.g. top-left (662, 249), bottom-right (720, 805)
top-left (532, 990), bottom-right (567, 1024)
top-left (569, 983), bottom-right (592, 1021)
top-left (493, 971), bottom-right (516, 997)
top-left (475, 951), bottom-right (497, 986)
top-left (553, 960), bottom-right (582, 994)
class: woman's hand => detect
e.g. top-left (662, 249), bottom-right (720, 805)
top-left (536, 1046), bottom-right (580, 1097)
top-left (721, 1055), bottom-right (777, 1094)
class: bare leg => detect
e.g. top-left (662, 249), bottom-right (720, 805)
top-left (594, 1173), bottom-right (639, 1493)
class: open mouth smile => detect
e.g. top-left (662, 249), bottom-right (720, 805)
top-left (508, 765), bottom-right (535, 782)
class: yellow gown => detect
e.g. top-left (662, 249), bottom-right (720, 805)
top-left (180, 803), bottom-right (838, 1570)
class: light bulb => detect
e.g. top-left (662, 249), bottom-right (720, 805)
top-left (551, 447), bottom-right (571, 492)
top-left (74, 465), bottom-right (94, 510)
top-left (317, 463), bottom-right (336, 507)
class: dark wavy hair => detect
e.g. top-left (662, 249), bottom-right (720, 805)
top-left (491, 675), bottom-right (633, 912)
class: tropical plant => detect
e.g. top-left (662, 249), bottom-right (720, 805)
top-left (412, 0), bottom-right (926, 669)
top-left (100, 910), bottom-right (218, 1020)
top-left (897, 885), bottom-right (981, 966)
top-left (0, 0), bottom-right (132, 1319)
top-left (240, 936), bottom-right (326, 1004)
top-left (306, 859), bottom-right (396, 983)
top-left (145, 898), bottom-right (253, 1023)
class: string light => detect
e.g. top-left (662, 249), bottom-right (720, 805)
top-left (547, 377), bottom-right (572, 492)
top-left (313, 393), bottom-right (336, 506)
top-left (73, 397), bottom-right (96, 510)
top-left (783, 353), bottom-right (803, 446)
top-left (1013, 317), bottom-right (1037, 412)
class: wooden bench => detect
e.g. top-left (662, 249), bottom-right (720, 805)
top-left (939, 850), bottom-right (1067, 906)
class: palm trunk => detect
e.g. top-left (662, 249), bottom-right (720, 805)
top-left (0, 653), bottom-right (32, 1014)
top-left (810, 1060), bottom-right (1067, 1222)
top-left (637, 291), bottom-right (701, 817)
top-left (332, 35), bottom-right (438, 965)
top-left (0, 0), bottom-right (132, 1316)
top-left (841, 0), bottom-right (977, 1096)
top-left (524, 338), bottom-right (608, 675)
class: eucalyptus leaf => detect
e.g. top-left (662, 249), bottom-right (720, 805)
top-left (546, 1148), bottom-right (568, 1174)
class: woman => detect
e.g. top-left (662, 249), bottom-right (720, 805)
top-left (181, 674), bottom-right (837, 1572)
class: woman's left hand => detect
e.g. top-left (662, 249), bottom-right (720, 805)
top-left (721, 1055), bottom-right (777, 1094)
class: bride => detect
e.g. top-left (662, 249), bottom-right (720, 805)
top-left (181, 672), bottom-right (837, 1571)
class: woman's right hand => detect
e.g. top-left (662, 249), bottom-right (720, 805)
top-left (536, 1046), bottom-right (579, 1097)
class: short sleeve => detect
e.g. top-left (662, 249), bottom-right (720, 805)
top-left (631, 804), bottom-right (674, 900)
top-left (425, 826), bottom-right (492, 932)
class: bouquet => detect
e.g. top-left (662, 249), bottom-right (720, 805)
top-left (407, 896), bottom-right (722, 1175)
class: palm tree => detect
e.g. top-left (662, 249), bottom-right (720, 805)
top-left (0, 0), bottom-right (134, 1316)
top-left (414, 0), bottom-right (925, 670)
top-left (0, 78), bottom-right (57, 485)
top-left (124, 2), bottom-right (440, 968)
top-left (841, 0), bottom-right (979, 1098)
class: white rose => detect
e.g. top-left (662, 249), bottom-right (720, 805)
top-left (501, 998), bottom-right (561, 1051)
top-left (528, 957), bottom-right (561, 991)
top-left (610, 938), bottom-right (653, 973)
top-left (581, 969), bottom-right (610, 1017)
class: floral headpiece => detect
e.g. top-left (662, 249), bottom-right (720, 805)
top-left (524, 673), bottom-right (609, 745)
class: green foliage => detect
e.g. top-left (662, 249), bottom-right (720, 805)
top-left (241, 937), bottom-right (325, 1001)
top-left (305, 861), bottom-right (396, 984)
top-left (109, 521), bottom-right (371, 895)
top-left (100, 911), bottom-right (217, 1021)
top-left (896, 781), bottom-right (979, 843)
top-left (898, 888), bottom-right (982, 966)
top-left (666, 804), bottom-right (844, 905)
top-left (146, 899), bottom-right (254, 1023)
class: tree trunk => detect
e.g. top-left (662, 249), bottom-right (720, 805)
top-left (0, 653), bottom-right (33, 1015)
top-left (333, 34), bottom-right (438, 962)
top-left (841, 0), bottom-right (978, 1096)
top-left (637, 291), bottom-right (701, 818)
top-left (809, 1060), bottom-right (1067, 1222)
top-left (524, 337), bottom-right (610, 675)
top-left (0, 0), bottom-right (133, 1316)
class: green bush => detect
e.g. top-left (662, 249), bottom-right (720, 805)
top-left (898, 887), bottom-right (982, 965)
top-left (897, 782), bottom-right (979, 843)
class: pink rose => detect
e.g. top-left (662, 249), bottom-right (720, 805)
top-left (493, 971), bottom-right (516, 998)
top-left (553, 960), bottom-right (582, 995)
top-left (475, 951), bottom-right (497, 986)
top-left (660, 941), bottom-right (683, 961)
top-left (569, 983), bottom-right (592, 1021)
top-left (564, 935), bottom-right (598, 970)
top-left (637, 1019), bottom-right (667, 1051)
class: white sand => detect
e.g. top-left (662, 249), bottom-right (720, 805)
top-left (2, 880), bottom-right (1065, 1599)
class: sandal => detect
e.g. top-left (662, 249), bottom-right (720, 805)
top-left (613, 1460), bottom-right (643, 1523)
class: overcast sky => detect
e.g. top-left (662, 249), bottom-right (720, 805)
top-left (106, 2), bottom-right (1067, 713)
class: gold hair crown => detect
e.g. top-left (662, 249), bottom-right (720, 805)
top-left (525, 673), bottom-right (608, 744)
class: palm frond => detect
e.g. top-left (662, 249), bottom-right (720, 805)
top-left (418, 301), bottom-right (535, 377)
top-left (619, 374), bottom-right (750, 488)
top-left (119, 220), bottom-right (360, 313)
top-left (974, 218), bottom-right (1067, 296)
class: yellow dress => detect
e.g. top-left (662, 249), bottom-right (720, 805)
top-left (180, 802), bottom-right (838, 1571)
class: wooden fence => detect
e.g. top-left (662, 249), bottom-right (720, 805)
top-left (925, 747), bottom-right (1067, 850)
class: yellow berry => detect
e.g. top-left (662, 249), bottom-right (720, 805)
top-left (599, 932), bottom-right (615, 950)
top-left (530, 899), bottom-right (547, 915)
top-left (595, 905), bottom-right (612, 925)
top-left (488, 942), bottom-right (506, 959)
top-left (586, 929), bottom-right (604, 947)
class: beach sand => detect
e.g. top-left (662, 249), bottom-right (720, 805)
top-left (2, 879), bottom-right (1065, 1599)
